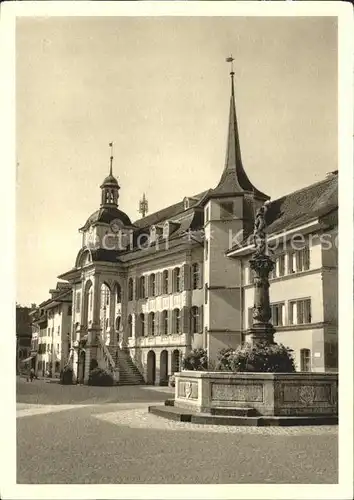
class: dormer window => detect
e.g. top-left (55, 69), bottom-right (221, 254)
top-left (184, 197), bottom-right (190, 210)
top-left (150, 225), bottom-right (157, 243)
top-left (163, 221), bottom-right (170, 239)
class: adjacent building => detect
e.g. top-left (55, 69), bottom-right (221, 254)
top-left (30, 282), bottom-right (72, 376)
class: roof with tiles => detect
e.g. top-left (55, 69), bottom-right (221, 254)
top-left (133, 190), bottom-right (207, 229)
top-left (229, 171), bottom-right (338, 251)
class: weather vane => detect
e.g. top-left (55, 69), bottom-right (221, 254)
top-left (109, 141), bottom-right (114, 175)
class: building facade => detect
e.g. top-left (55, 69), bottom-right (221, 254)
top-left (30, 283), bottom-right (72, 376)
top-left (50, 71), bottom-right (338, 384)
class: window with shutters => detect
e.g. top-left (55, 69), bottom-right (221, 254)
top-left (128, 315), bottom-right (133, 337)
top-left (300, 348), bottom-right (311, 372)
top-left (173, 267), bottom-right (181, 293)
top-left (270, 302), bottom-right (284, 326)
top-left (296, 247), bottom-right (310, 272)
top-left (139, 313), bottom-right (145, 336)
top-left (289, 299), bottom-right (311, 325)
top-left (191, 306), bottom-right (199, 333)
top-left (128, 278), bottom-right (134, 301)
top-left (148, 312), bottom-right (155, 336)
top-left (162, 270), bottom-right (169, 295)
top-left (192, 263), bottom-right (200, 289)
top-left (288, 248), bottom-right (310, 274)
top-left (149, 273), bottom-right (156, 297)
top-left (173, 308), bottom-right (181, 334)
top-left (220, 201), bottom-right (234, 219)
top-left (162, 310), bottom-right (168, 335)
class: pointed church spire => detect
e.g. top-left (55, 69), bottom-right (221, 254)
top-left (213, 57), bottom-right (268, 199)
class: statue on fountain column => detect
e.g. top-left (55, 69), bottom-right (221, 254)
top-left (253, 205), bottom-right (267, 257)
top-left (249, 201), bottom-right (275, 344)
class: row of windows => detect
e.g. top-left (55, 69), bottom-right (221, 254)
top-left (128, 264), bottom-right (202, 301)
top-left (37, 343), bottom-right (61, 354)
top-left (46, 326), bottom-right (62, 336)
top-left (247, 248), bottom-right (310, 283)
top-left (248, 298), bottom-right (312, 328)
top-left (126, 306), bottom-right (203, 337)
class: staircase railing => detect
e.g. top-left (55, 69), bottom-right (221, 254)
top-left (98, 335), bottom-right (116, 371)
top-left (64, 348), bottom-right (74, 369)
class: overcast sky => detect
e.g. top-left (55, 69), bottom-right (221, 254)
top-left (16, 16), bottom-right (337, 305)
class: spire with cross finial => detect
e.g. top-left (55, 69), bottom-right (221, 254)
top-left (139, 193), bottom-right (149, 218)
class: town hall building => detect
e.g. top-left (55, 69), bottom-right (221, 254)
top-left (31, 69), bottom-right (338, 385)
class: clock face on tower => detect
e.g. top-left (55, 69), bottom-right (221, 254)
top-left (110, 218), bottom-right (123, 234)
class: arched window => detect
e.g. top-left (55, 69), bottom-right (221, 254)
top-left (149, 274), bottom-right (156, 297)
top-left (162, 270), bottom-right (169, 295)
top-left (173, 308), bottom-right (181, 334)
top-left (115, 316), bottom-right (121, 332)
top-left (191, 306), bottom-right (199, 333)
top-left (116, 283), bottom-right (122, 304)
top-left (139, 313), bottom-right (145, 336)
top-left (148, 312), bottom-right (155, 336)
top-left (173, 267), bottom-right (181, 293)
top-left (300, 348), bottom-right (311, 372)
top-left (162, 310), bottom-right (168, 335)
top-left (139, 276), bottom-right (146, 299)
top-left (128, 278), bottom-right (134, 301)
top-left (128, 314), bottom-right (133, 337)
top-left (192, 263), bottom-right (200, 290)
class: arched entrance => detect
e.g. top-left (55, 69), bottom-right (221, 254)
top-left (147, 350), bottom-right (156, 385)
top-left (171, 349), bottom-right (180, 374)
top-left (160, 350), bottom-right (168, 386)
top-left (78, 350), bottom-right (86, 384)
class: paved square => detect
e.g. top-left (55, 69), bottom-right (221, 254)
top-left (16, 379), bottom-right (338, 484)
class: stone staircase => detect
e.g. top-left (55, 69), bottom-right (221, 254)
top-left (107, 346), bottom-right (145, 386)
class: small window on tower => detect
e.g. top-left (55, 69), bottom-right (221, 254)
top-left (220, 201), bottom-right (234, 219)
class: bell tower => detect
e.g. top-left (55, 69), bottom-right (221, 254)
top-left (100, 142), bottom-right (120, 208)
top-left (203, 57), bottom-right (269, 362)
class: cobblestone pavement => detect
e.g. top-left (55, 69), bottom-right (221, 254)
top-left (17, 387), bottom-right (338, 484)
